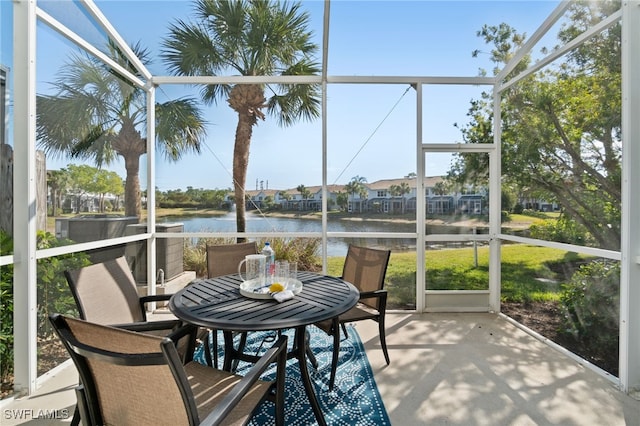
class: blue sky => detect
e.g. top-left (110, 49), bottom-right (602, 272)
top-left (11, 0), bottom-right (561, 191)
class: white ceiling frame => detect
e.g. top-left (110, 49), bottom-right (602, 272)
top-left (497, 0), bottom-right (571, 83)
top-left (499, 9), bottom-right (622, 93)
top-left (9, 0), bottom-right (637, 397)
top-left (422, 143), bottom-right (496, 152)
top-left (152, 75), bottom-right (495, 86)
top-left (78, 0), bottom-right (153, 83)
top-left (35, 7), bottom-right (146, 90)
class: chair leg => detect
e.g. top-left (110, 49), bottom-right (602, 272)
top-left (341, 323), bottom-right (349, 339)
top-left (231, 332), bottom-right (248, 372)
top-left (201, 330), bottom-right (220, 369)
top-left (203, 333), bottom-right (213, 367)
top-left (212, 330), bottom-right (219, 369)
top-left (378, 318), bottom-right (390, 365)
top-left (329, 318), bottom-right (340, 390)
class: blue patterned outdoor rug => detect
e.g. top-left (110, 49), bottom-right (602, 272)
top-left (194, 325), bottom-right (390, 425)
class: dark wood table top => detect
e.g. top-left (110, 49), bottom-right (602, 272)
top-left (169, 271), bottom-right (359, 332)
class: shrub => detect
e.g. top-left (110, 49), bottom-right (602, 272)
top-left (183, 237), bottom-right (322, 278)
top-left (528, 215), bottom-right (593, 246)
top-left (0, 231), bottom-right (14, 386)
top-left (264, 238), bottom-right (321, 272)
top-left (0, 231), bottom-right (90, 387)
top-left (183, 236), bottom-right (232, 277)
top-left (521, 208), bottom-right (549, 219)
top-left (36, 231), bottom-right (90, 337)
top-left (559, 259), bottom-right (619, 364)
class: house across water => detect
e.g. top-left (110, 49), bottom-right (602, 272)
top-left (240, 175), bottom-right (557, 215)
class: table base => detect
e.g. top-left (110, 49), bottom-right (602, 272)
top-left (222, 327), bottom-right (326, 426)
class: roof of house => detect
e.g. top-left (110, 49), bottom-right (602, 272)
top-left (244, 189), bottom-right (279, 197)
top-left (366, 176), bottom-right (442, 190)
top-left (232, 176), bottom-right (445, 196)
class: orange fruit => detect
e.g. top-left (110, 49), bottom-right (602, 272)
top-left (269, 283), bottom-right (285, 293)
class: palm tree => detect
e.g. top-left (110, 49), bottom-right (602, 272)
top-left (37, 41), bottom-right (207, 218)
top-left (336, 191), bottom-right (348, 212)
top-left (161, 0), bottom-right (321, 234)
top-left (297, 184), bottom-right (311, 211)
top-left (344, 175), bottom-right (368, 213)
top-left (47, 169), bottom-right (70, 217)
top-left (433, 180), bottom-right (448, 196)
top-left (389, 184), bottom-right (401, 214)
top-left (278, 191), bottom-right (292, 210)
top-left (398, 181), bottom-right (411, 214)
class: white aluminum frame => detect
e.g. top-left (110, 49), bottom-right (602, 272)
top-left (7, 0), bottom-right (639, 396)
top-left (12, 0), bottom-right (38, 396)
top-left (620, 0), bottom-right (640, 396)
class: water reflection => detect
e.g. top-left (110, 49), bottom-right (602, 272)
top-left (159, 212), bottom-right (416, 256)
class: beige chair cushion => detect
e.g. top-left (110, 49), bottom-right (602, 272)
top-left (67, 317), bottom-right (189, 425)
top-left (65, 256), bottom-right (144, 324)
top-left (207, 242), bottom-right (258, 278)
top-left (64, 316), bottom-right (273, 426)
top-left (186, 362), bottom-right (271, 426)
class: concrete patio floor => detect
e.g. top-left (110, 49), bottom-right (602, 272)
top-left (2, 312), bottom-right (639, 425)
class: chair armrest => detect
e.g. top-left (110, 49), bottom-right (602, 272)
top-left (113, 319), bottom-right (182, 333)
top-left (199, 335), bottom-right (289, 426)
top-left (140, 293), bottom-right (173, 303)
top-left (358, 289), bottom-right (388, 313)
top-left (359, 289), bottom-right (388, 300)
top-left (167, 323), bottom-right (199, 363)
top-left (138, 294), bottom-right (173, 314)
top-left (166, 323), bottom-right (198, 342)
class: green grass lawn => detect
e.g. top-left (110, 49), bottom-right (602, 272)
top-left (47, 209), bottom-right (580, 307)
top-left (327, 244), bottom-right (591, 308)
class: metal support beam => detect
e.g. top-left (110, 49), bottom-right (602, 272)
top-left (416, 84), bottom-right (425, 312)
top-left (12, 0), bottom-right (38, 395)
top-left (320, 0), bottom-right (330, 272)
top-left (488, 90), bottom-right (502, 313)
top-left (620, 0), bottom-right (640, 395)
top-left (146, 85), bottom-right (157, 310)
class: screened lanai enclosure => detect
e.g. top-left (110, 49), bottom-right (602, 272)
top-left (1, 0), bottom-right (639, 402)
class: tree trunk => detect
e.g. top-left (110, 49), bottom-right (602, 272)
top-left (113, 121), bottom-right (146, 219)
top-left (233, 111), bottom-right (255, 240)
top-left (124, 154), bottom-right (141, 218)
top-left (228, 83), bottom-right (264, 241)
top-left (51, 188), bottom-right (58, 217)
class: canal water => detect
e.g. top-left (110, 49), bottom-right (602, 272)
top-left (158, 212), bottom-right (417, 256)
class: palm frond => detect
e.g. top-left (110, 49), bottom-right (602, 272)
top-left (162, 20), bottom-right (226, 76)
top-left (155, 97), bottom-right (208, 161)
top-left (200, 83), bottom-right (232, 106)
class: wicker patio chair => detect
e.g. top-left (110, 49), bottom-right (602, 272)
top-left (205, 242), bottom-right (258, 369)
top-left (314, 244), bottom-right (391, 389)
top-left (49, 314), bottom-right (287, 426)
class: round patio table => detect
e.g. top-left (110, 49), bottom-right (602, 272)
top-left (169, 271), bottom-right (359, 426)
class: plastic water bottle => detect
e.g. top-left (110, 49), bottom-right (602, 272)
top-left (261, 242), bottom-right (276, 283)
